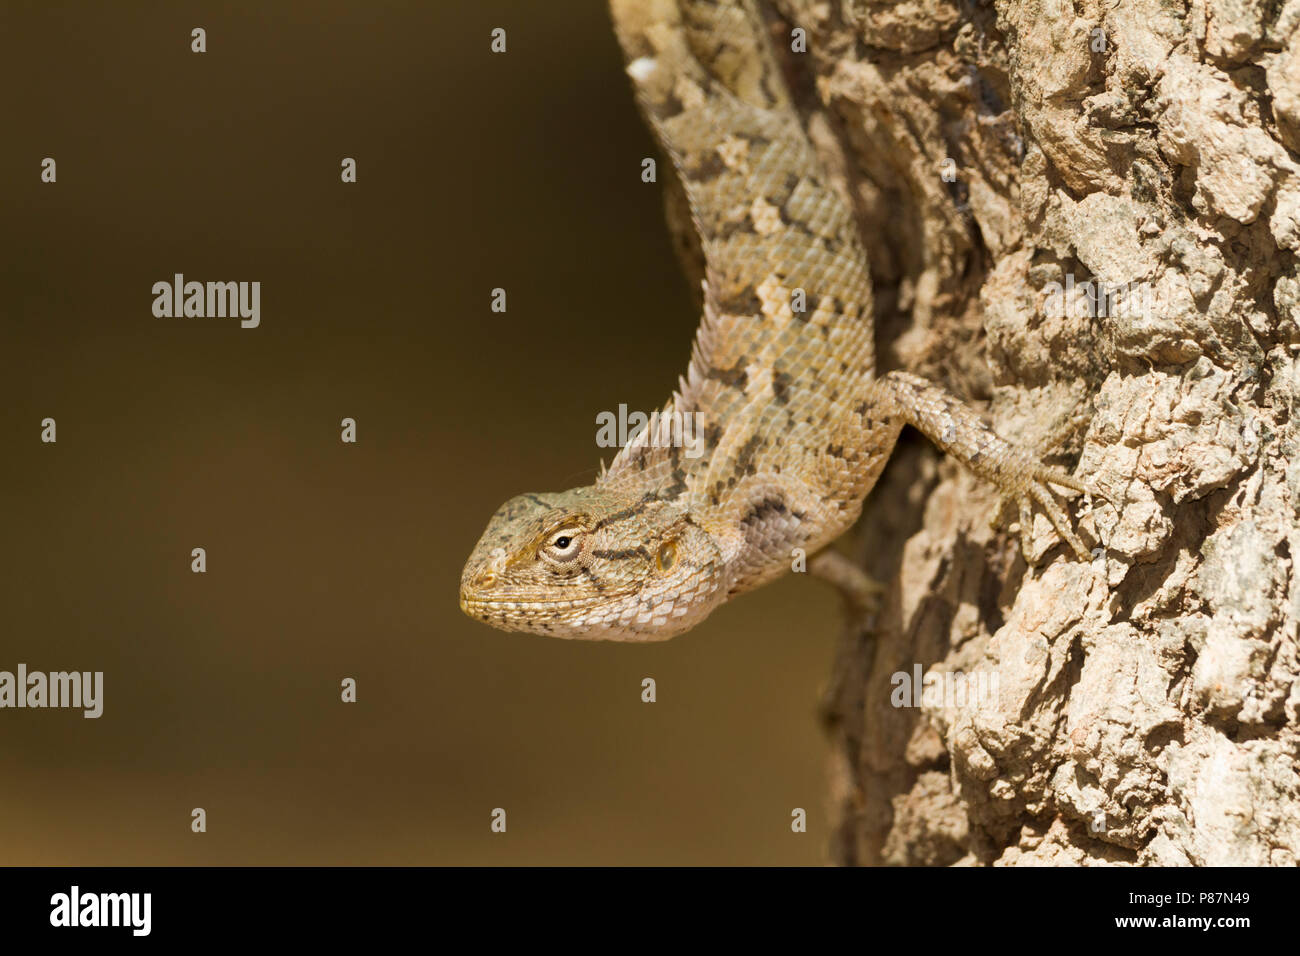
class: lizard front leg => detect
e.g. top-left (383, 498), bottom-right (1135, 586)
top-left (872, 371), bottom-right (1098, 561)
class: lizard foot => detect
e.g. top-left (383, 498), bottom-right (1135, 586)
top-left (1008, 465), bottom-right (1105, 563)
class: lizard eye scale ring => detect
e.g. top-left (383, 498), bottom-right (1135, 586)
top-left (542, 529), bottom-right (584, 563)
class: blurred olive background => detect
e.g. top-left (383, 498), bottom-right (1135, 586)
top-left (0, 0), bottom-right (843, 864)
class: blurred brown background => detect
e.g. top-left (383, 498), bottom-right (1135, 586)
top-left (1, 0), bottom-right (842, 864)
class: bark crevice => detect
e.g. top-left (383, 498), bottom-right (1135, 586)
top-left (758, 0), bottom-right (1300, 866)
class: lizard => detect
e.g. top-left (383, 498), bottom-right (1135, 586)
top-left (459, 0), bottom-right (1097, 642)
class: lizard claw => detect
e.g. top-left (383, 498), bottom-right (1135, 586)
top-left (1013, 466), bottom-right (1101, 563)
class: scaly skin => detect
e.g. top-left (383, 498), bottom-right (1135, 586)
top-left (459, 0), bottom-right (1095, 641)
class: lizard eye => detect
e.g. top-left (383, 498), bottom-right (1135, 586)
top-left (543, 529), bottom-right (583, 562)
top-left (656, 540), bottom-right (677, 572)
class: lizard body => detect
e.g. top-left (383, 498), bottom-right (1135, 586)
top-left (459, 0), bottom-right (1093, 641)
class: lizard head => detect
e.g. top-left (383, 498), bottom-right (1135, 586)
top-left (459, 485), bottom-right (727, 641)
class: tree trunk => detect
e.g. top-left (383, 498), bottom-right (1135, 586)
top-left (759, 0), bottom-right (1300, 865)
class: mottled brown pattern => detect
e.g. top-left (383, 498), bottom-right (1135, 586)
top-left (459, 0), bottom-right (1093, 641)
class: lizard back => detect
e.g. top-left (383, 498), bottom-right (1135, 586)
top-left (602, 0), bottom-right (879, 542)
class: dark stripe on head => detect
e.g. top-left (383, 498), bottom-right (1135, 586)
top-left (590, 493), bottom-right (657, 531)
top-left (590, 546), bottom-right (653, 562)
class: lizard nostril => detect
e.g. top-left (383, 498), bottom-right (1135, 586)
top-left (478, 571), bottom-right (497, 588)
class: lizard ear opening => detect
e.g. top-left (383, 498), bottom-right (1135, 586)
top-left (656, 540), bottom-right (677, 573)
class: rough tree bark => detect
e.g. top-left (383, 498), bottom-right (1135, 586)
top-left (734, 0), bottom-right (1299, 865)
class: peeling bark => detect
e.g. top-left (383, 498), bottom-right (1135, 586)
top-left (756, 0), bottom-right (1300, 865)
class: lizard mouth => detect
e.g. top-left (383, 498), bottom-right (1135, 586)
top-left (459, 587), bottom-right (637, 628)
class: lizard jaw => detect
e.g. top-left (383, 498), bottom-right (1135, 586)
top-left (460, 570), bottom-right (725, 642)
